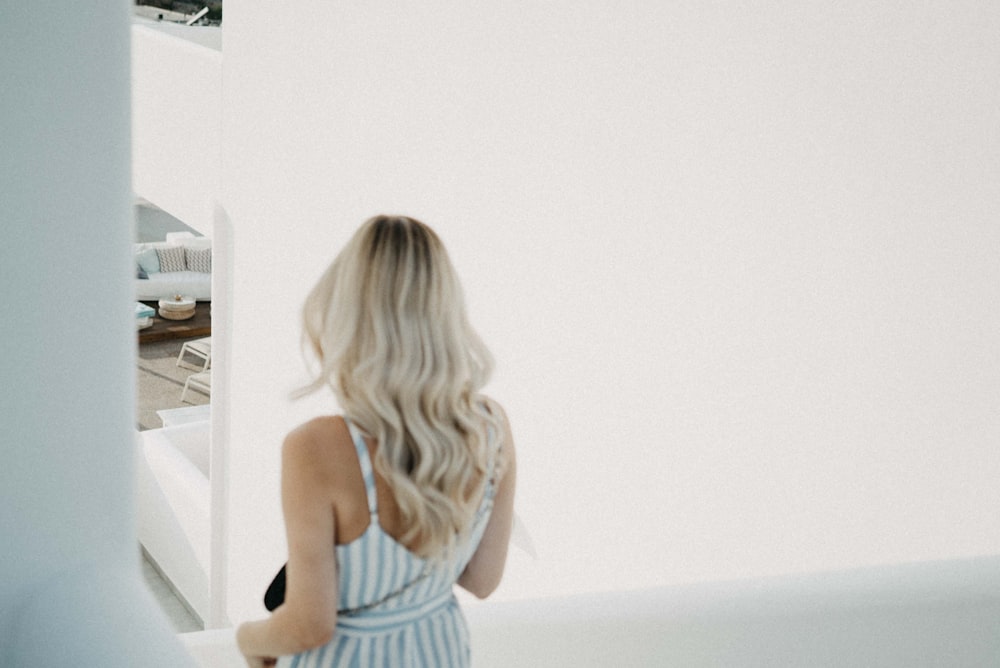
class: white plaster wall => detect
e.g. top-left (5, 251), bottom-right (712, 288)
top-left (132, 24), bottom-right (222, 236)
top-left (219, 1), bottom-right (1000, 623)
top-left (1, 2), bottom-right (194, 663)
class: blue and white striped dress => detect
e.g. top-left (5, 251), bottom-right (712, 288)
top-left (278, 419), bottom-right (499, 668)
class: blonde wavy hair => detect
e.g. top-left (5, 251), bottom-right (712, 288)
top-left (298, 215), bottom-right (501, 560)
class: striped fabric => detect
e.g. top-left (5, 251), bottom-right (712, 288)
top-left (155, 245), bottom-right (186, 272)
top-left (278, 418), bottom-right (498, 668)
top-left (185, 246), bottom-right (212, 273)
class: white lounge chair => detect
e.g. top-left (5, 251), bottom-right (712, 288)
top-left (181, 370), bottom-right (211, 403)
top-left (177, 336), bottom-right (212, 371)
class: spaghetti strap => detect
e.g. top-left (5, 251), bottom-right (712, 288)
top-left (488, 431), bottom-right (503, 499)
top-left (480, 410), bottom-right (503, 502)
top-left (345, 419), bottom-right (378, 516)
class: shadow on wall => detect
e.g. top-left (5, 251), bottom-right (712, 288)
top-left (136, 200), bottom-right (203, 242)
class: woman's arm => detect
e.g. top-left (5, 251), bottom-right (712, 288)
top-left (457, 407), bottom-right (517, 598)
top-left (237, 423), bottom-right (340, 664)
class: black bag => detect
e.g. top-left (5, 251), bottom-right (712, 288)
top-left (263, 564), bottom-right (286, 611)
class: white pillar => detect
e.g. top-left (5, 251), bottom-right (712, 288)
top-left (0, 2), bottom-right (194, 664)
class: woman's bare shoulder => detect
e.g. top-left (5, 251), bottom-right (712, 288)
top-left (282, 416), bottom-right (357, 477)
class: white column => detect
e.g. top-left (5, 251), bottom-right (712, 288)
top-left (0, 2), bottom-right (194, 664)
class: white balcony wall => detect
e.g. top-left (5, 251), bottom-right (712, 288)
top-left (206, 2), bottom-right (1000, 626)
top-left (2, 4), bottom-right (195, 663)
top-left (132, 24), bottom-right (222, 236)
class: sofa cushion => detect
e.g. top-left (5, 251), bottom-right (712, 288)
top-left (185, 247), bottom-right (212, 273)
top-left (136, 247), bottom-right (160, 274)
top-left (156, 245), bottom-right (187, 273)
top-left (182, 237), bottom-right (212, 251)
top-left (165, 231), bottom-right (197, 245)
top-left (135, 270), bottom-right (211, 301)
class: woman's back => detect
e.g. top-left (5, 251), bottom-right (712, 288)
top-left (275, 412), bottom-right (509, 668)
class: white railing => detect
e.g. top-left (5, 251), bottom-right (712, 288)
top-left (179, 555), bottom-right (1000, 667)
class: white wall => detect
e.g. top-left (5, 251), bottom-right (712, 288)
top-left (218, 1), bottom-right (1000, 623)
top-left (132, 24), bottom-right (222, 236)
top-left (1, 2), bottom-right (194, 664)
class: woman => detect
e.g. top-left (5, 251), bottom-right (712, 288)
top-left (237, 215), bottom-right (517, 667)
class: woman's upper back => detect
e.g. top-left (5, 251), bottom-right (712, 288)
top-left (339, 417), bottom-right (501, 614)
top-left (293, 414), bottom-right (498, 552)
top-left (283, 401), bottom-right (516, 605)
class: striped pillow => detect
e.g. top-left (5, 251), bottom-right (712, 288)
top-left (156, 245), bottom-right (186, 273)
top-left (185, 247), bottom-right (212, 273)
